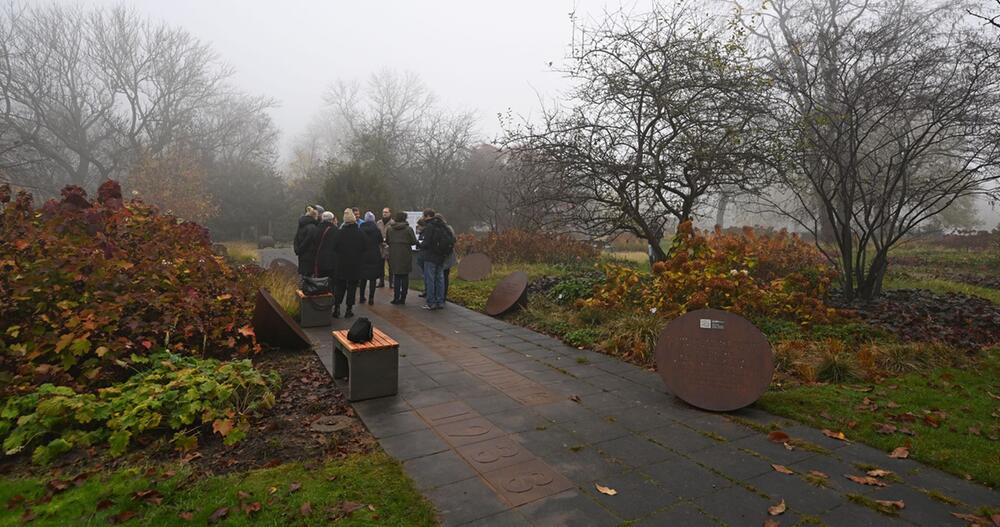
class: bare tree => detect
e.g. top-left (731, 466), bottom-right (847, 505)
top-left (743, 0), bottom-right (1000, 301)
top-left (503, 4), bottom-right (778, 260)
top-left (0, 2), bottom-right (274, 192)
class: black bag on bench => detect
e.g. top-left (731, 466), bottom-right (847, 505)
top-left (347, 317), bottom-right (374, 343)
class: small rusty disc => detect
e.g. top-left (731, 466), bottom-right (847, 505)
top-left (457, 253), bottom-right (492, 281)
top-left (252, 288), bottom-right (312, 349)
top-left (268, 257), bottom-right (298, 277)
top-left (485, 271), bottom-right (529, 317)
top-left (654, 308), bottom-right (773, 412)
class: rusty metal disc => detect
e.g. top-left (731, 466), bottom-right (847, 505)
top-left (457, 253), bottom-right (492, 281)
top-left (654, 308), bottom-right (773, 412)
top-left (485, 271), bottom-right (529, 317)
top-left (268, 257), bottom-right (298, 277)
top-left (252, 288), bottom-right (312, 349)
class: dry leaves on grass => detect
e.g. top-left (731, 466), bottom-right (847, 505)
top-left (771, 464), bottom-right (795, 475)
top-left (889, 446), bottom-right (910, 459)
top-left (340, 501), bottom-right (365, 514)
top-left (866, 469), bottom-right (893, 478)
top-left (768, 499), bottom-right (786, 516)
top-left (807, 470), bottom-right (829, 480)
top-left (208, 507), bottom-right (229, 524)
top-left (595, 484), bottom-right (618, 496)
top-left (845, 475), bottom-right (887, 487)
top-left (107, 511), bottom-right (137, 525)
top-left (299, 502), bottom-right (312, 516)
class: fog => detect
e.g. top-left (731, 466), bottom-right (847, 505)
top-left (61, 0), bottom-right (649, 160)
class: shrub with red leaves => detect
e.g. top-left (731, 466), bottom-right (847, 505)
top-left (456, 229), bottom-right (600, 264)
top-left (0, 182), bottom-right (259, 396)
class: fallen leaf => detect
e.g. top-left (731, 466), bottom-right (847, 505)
top-left (595, 483), bottom-right (618, 496)
top-left (768, 499), bottom-right (787, 516)
top-left (845, 474), bottom-right (887, 487)
top-left (771, 464), bottom-right (795, 475)
top-left (237, 490), bottom-right (251, 500)
top-left (950, 512), bottom-right (991, 525)
top-left (807, 470), bottom-right (829, 479)
top-left (208, 507), bottom-right (229, 524)
top-left (7, 494), bottom-right (24, 510)
top-left (108, 510), bottom-right (137, 524)
top-left (821, 429), bottom-right (847, 441)
top-left (288, 482), bottom-right (301, 494)
top-left (866, 469), bottom-right (893, 478)
top-left (20, 509), bottom-right (36, 523)
top-left (96, 499), bottom-right (114, 511)
top-left (783, 442), bottom-right (795, 451)
top-left (969, 426), bottom-right (981, 436)
top-left (875, 500), bottom-right (905, 510)
top-left (300, 502), bottom-right (312, 516)
top-left (889, 446), bottom-right (910, 459)
top-left (341, 501), bottom-right (365, 514)
top-left (992, 513), bottom-right (1000, 527)
top-left (767, 431), bottom-right (790, 443)
top-left (569, 394), bottom-right (581, 403)
top-left (46, 479), bottom-right (70, 493)
top-left (242, 502), bottom-right (261, 515)
top-left (178, 511), bottom-right (194, 521)
top-left (875, 423), bottom-right (897, 434)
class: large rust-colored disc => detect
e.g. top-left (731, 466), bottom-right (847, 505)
top-left (268, 257), bottom-right (298, 277)
top-left (654, 308), bottom-right (773, 412)
top-left (485, 271), bottom-right (529, 317)
top-left (252, 288), bottom-right (312, 349)
top-left (457, 253), bottom-right (492, 281)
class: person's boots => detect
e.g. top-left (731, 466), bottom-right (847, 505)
top-left (332, 305), bottom-right (340, 319)
top-left (368, 295), bottom-right (374, 306)
top-left (345, 306), bottom-right (354, 318)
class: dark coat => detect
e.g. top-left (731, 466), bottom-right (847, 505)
top-left (332, 222), bottom-right (365, 281)
top-left (359, 221), bottom-right (384, 280)
top-left (418, 216), bottom-right (450, 266)
top-left (293, 215), bottom-right (320, 275)
top-left (314, 221), bottom-right (339, 278)
top-left (386, 222), bottom-right (417, 274)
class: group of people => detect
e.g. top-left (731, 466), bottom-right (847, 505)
top-left (293, 205), bottom-right (456, 317)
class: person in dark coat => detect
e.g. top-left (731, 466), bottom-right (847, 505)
top-left (358, 211), bottom-right (384, 305)
top-left (293, 206), bottom-right (320, 277)
top-left (386, 211), bottom-right (417, 304)
top-left (314, 211), bottom-right (339, 280)
top-left (331, 208), bottom-right (365, 318)
top-left (418, 209), bottom-right (453, 310)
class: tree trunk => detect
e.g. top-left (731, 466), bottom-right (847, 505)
top-left (715, 194), bottom-right (729, 229)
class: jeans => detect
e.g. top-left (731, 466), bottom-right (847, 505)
top-left (422, 261), bottom-right (445, 306)
top-left (393, 273), bottom-right (409, 302)
top-left (333, 279), bottom-right (357, 307)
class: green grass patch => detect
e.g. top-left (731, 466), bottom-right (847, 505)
top-left (758, 350), bottom-right (1000, 487)
top-left (846, 493), bottom-right (900, 516)
top-left (884, 274), bottom-right (1000, 304)
top-left (0, 452), bottom-right (435, 527)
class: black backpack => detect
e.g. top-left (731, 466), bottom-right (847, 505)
top-left (431, 225), bottom-right (456, 256)
top-left (347, 317), bottom-right (374, 343)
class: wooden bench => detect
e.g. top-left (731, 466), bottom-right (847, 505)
top-left (297, 289), bottom-right (333, 328)
top-left (332, 328), bottom-right (399, 401)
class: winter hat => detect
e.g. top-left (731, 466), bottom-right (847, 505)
top-left (321, 211), bottom-right (335, 222)
top-left (314, 204), bottom-right (326, 215)
top-left (364, 211), bottom-right (376, 223)
top-left (343, 208), bottom-right (357, 224)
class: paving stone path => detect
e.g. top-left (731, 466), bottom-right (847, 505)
top-left (303, 296), bottom-right (998, 526)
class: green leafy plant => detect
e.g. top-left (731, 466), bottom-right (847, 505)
top-left (1, 353), bottom-right (278, 464)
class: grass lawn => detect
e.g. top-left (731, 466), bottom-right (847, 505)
top-left (884, 273), bottom-right (1000, 304)
top-left (757, 349), bottom-right (1000, 488)
top-left (1, 452), bottom-right (435, 527)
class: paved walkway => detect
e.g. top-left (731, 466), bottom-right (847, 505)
top-left (303, 296), bottom-right (998, 526)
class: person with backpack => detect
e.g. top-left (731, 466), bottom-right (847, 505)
top-left (436, 214), bottom-right (458, 304)
top-left (417, 209), bottom-right (455, 310)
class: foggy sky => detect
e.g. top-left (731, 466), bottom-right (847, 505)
top-left (61, 0), bottom-right (653, 160)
